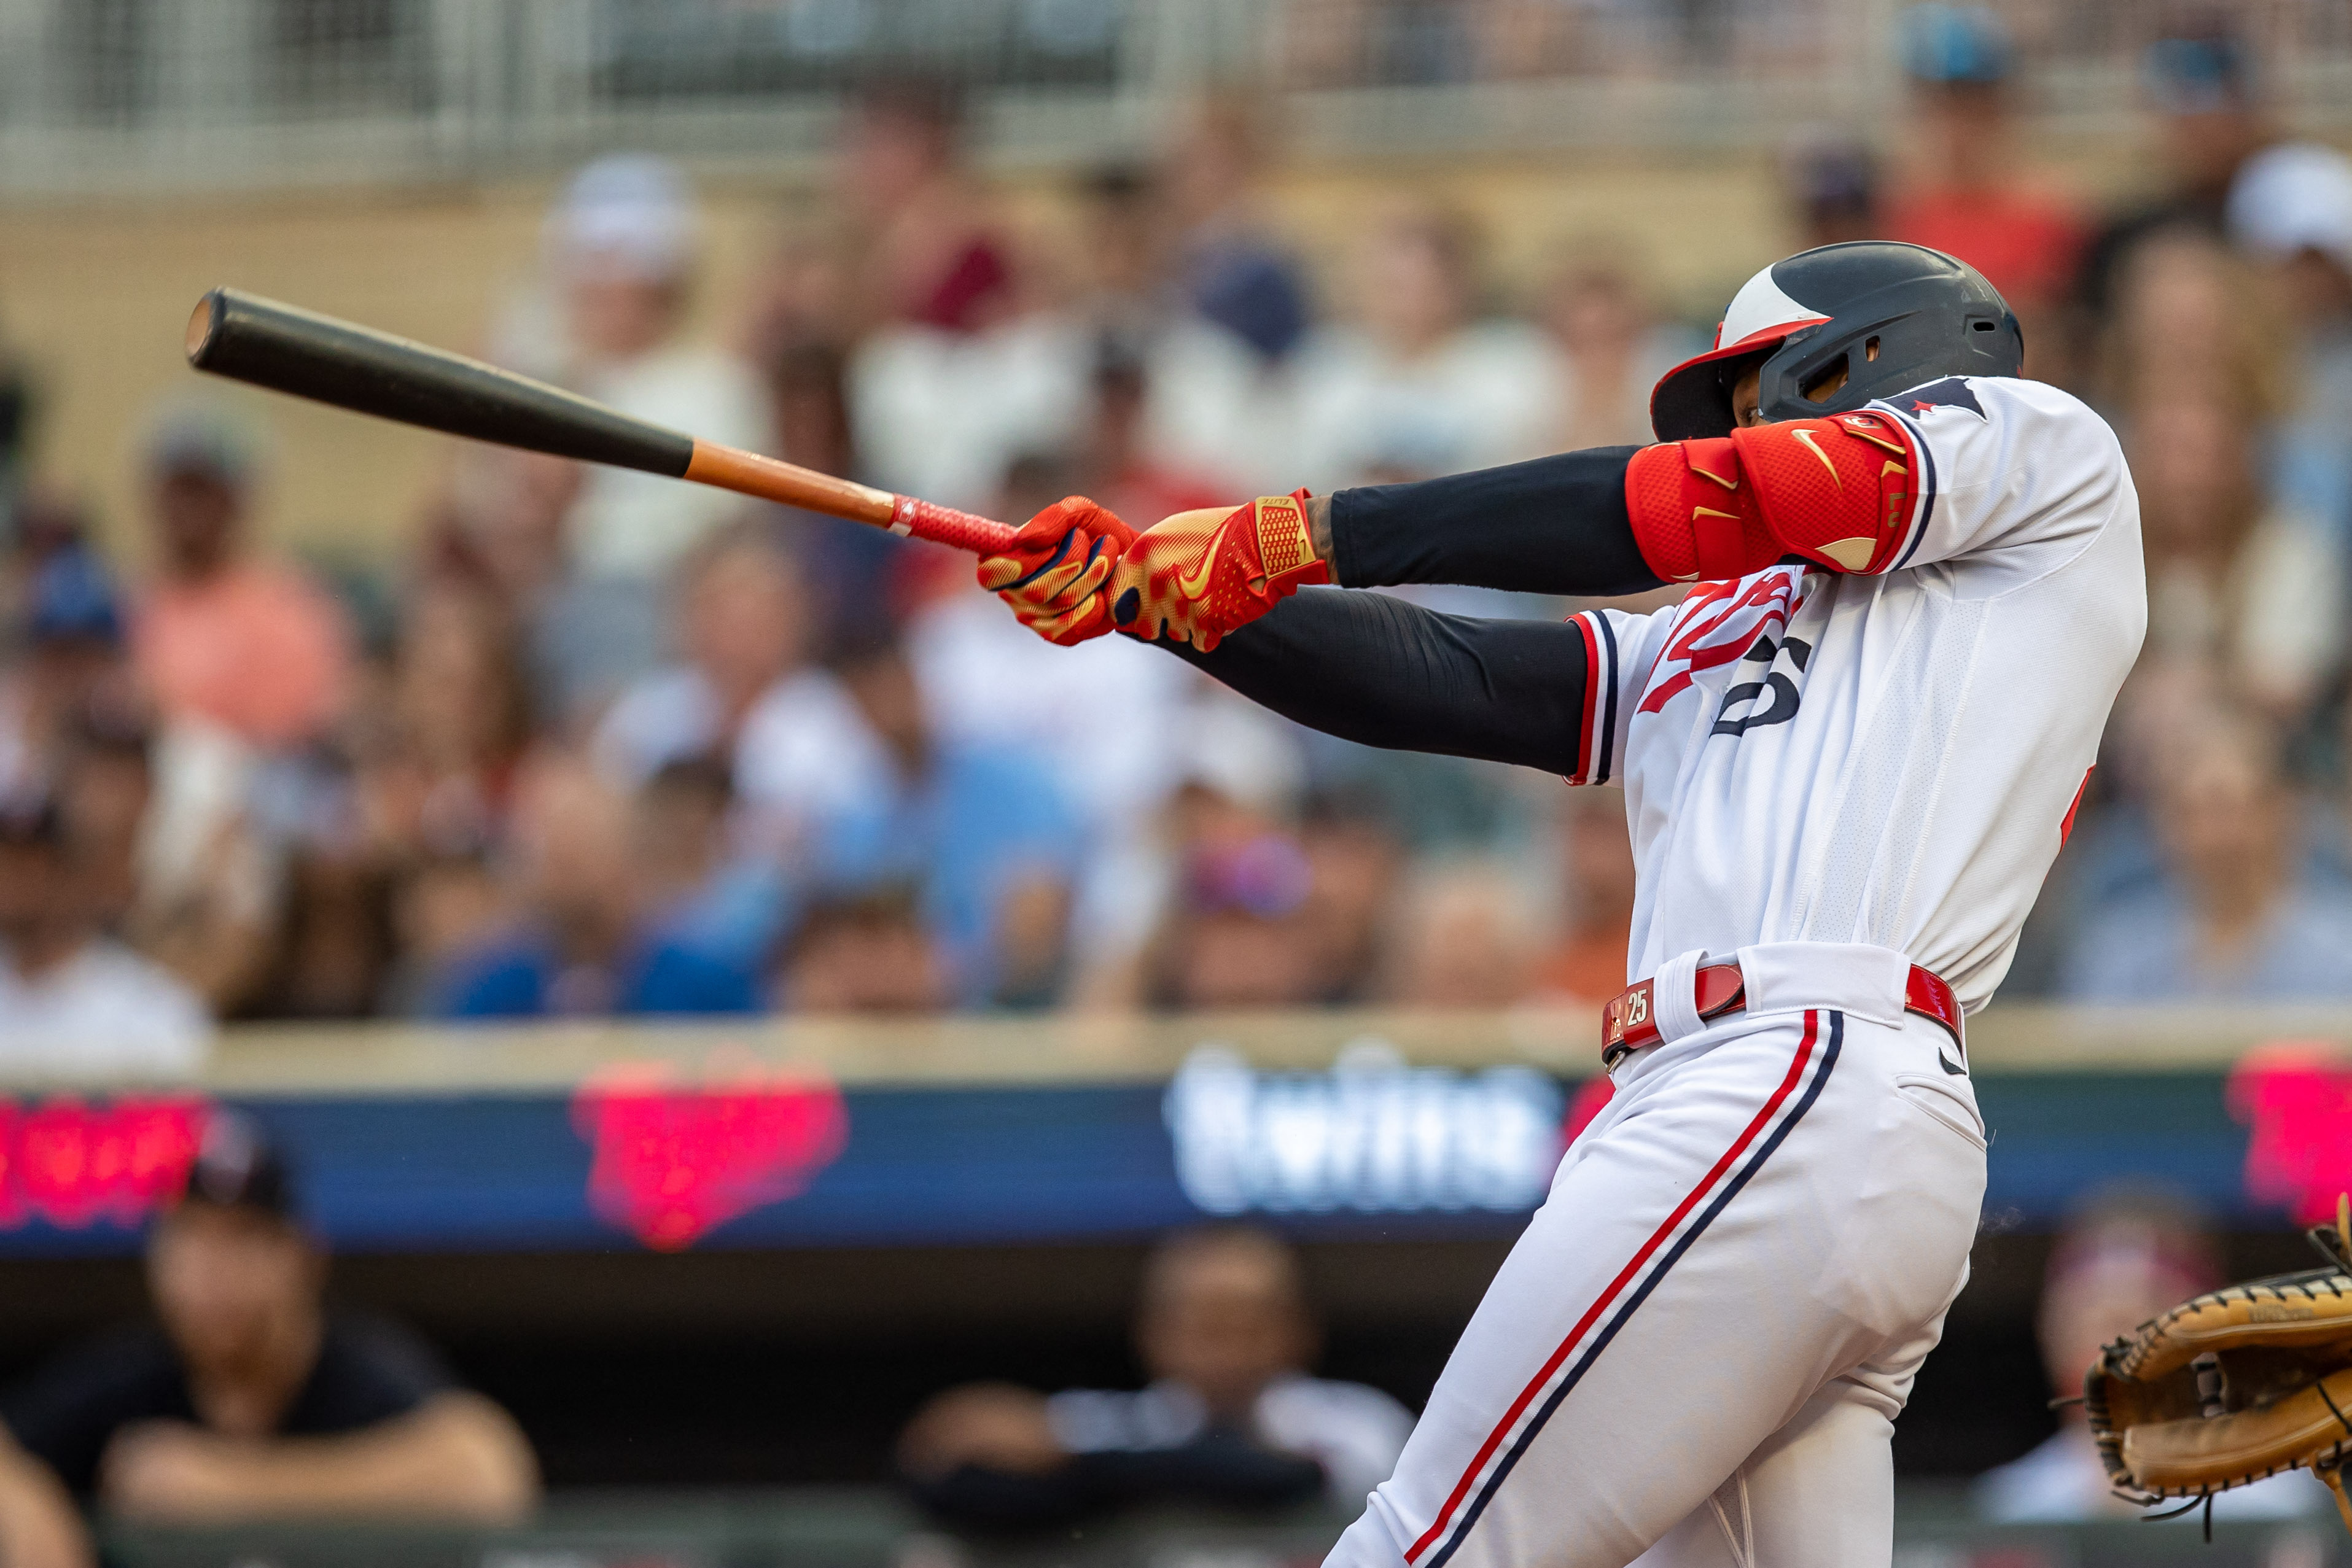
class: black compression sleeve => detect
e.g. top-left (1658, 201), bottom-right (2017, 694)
top-left (1166, 586), bottom-right (1592, 777)
top-left (1329, 446), bottom-right (1661, 597)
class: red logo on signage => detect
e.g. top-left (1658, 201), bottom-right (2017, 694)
top-left (572, 1065), bottom-right (848, 1251)
top-left (0, 1096), bottom-right (209, 1229)
top-left (2229, 1044), bottom-right (2352, 1224)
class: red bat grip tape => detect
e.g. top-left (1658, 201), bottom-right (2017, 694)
top-left (891, 495), bottom-right (1019, 554)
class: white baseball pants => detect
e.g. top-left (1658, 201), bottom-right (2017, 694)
top-left (1328, 944), bottom-right (1988, 1568)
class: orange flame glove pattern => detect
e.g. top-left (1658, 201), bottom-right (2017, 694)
top-left (1104, 489), bottom-right (1327, 652)
top-left (976, 496), bottom-right (1140, 646)
top-left (981, 491), bottom-right (1330, 653)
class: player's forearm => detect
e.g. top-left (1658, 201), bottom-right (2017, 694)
top-left (1161, 587), bottom-right (1590, 775)
top-left (0, 1438), bottom-right (94, 1568)
top-left (154, 1395), bottom-right (537, 1524)
top-left (1321, 447), bottom-right (1662, 596)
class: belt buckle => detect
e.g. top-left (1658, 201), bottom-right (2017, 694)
top-left (1602, 982), bottom-right (1651, 1046)
top-left (1600, 980), bottom-right (1654, 1068)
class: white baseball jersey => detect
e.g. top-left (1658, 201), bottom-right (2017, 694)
top-left (1565, 375), bottom-right (2146, 1011)
top-left (1326, 376), bottom-right (2141, 1568)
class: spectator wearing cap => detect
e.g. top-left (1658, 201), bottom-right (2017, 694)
top-left (0, 794), bottom-right (207, 1079)
top-left (0, 1117), bottom-right (537, 1567)
top-left (900, 1225), bottom-right (1411, 1528)
top-left (2076, 23), bottom-right (2272, 324)
top-left (1884, 5), bottom-right (2087, 335)
top-left (0, 540), bottom-right (128, 803)
top-left (1160, 96), bottom-right (1314, 365)
top-left (553, 155), bottom-right (771, 583)
top-left (488, 154), bottom-right (771, 701)
top-left (1062, 169), bottom-right (1283, 502)
top-left (2229, 141), bottom-right (2352, 558)
top-left (128, 405), bottom-right (354, 753)
top-left (1975, 1191), bottom-right (2327, 1522)
top-left (1145, 826), bottom-right (1326, 1012)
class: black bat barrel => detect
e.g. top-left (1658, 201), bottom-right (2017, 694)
top-left (185, 287), bottom-right (695, 478)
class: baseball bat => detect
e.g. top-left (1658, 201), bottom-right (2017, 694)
top-left (183, 287), bottom-right (1017, 554)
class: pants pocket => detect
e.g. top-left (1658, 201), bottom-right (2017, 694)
top-left (1813, 1059), bottom-right (1988, 1337)
top-left (1892, 1073), bottom-right (1987, 1151)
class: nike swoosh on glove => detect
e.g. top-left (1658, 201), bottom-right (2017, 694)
top-left (979, 496), bottom-right (1140, 646)
top-left (1109, 490), bottom-right (1328, 652)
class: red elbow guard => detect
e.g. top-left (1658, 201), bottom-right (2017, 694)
top-left (1624, 411), bottom-right (1922, 583)
top-left (1624, 438), bottom-right (1781, 583)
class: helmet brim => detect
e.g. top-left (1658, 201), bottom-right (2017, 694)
top-left (1648, 321), bottom-right (1825, 442)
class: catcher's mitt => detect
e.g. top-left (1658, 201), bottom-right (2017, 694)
top-left (2086, 1197), bottom-right (2352, 1534)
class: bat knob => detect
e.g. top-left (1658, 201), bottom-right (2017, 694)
top-left (185, 290), bottom-right (225, 366)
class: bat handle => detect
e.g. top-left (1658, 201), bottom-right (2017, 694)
top-left (682, 442), bottom-right (1017, 554)
top-left (889, 495), bottom-right (1018, 555)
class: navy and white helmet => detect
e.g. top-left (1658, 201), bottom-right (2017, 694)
top-left (1649, 242), bottom-right (2023, 441)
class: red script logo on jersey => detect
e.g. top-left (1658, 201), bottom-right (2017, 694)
top-left (1638, 567), bottom-right (1809, 716)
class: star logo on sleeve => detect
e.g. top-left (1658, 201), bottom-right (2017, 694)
top-left (1893, 378), bottom-right (1986, 419)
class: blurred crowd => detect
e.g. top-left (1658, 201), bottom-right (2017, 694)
top-left (4, 9), bottom-right (2352, 1068)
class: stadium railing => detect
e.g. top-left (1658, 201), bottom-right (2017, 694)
top-left (2, 0), bottom-right (2348, 197)
top-left (92, 1488), bottom-right (2350, 1568)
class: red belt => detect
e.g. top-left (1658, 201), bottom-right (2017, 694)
top-left (1600, 960), bottom-right (1961, 1069)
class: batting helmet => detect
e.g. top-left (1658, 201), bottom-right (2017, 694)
top-left (1649, 242), bottom-right (2023, 441)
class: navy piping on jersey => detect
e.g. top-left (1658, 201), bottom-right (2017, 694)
top-left (1420, 1011), bottom-right (1845, 1568)
top-left (1878, 402), bottom-right (1940, 572)
top-left (1593, 613), bottom-right (1621, 786)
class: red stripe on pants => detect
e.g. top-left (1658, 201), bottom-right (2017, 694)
top-left (1404, 1011), bottom-right (1823, 1563)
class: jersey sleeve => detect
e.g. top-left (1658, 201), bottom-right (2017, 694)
top-left (1867, 377), bottom-right (2131, 583)
top-left (1564, 604), bottom-right (1677, 787)
top-left (1622, 377), bottom-right (2129, 591)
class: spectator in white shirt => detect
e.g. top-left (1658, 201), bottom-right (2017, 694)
top-left (0, 796), bottom-right (208, 1080)
top-left (483, 156), bottom-right (773, 713)
top-left (900, 1225), bottom-right (1413, 1525)
top-left (593, 522), bottom-right (887, 869)
top-left (1288, 201), bottom-right (1568, 621)
top-left (526, 155), bottom-right (774, 583)
top-left (1290, 199), bottom-right (1567, 496)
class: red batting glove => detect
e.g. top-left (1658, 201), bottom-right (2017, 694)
top-left (1109, 490), bottom-right (1328, 652)
top-left (978, 496), bottom-right (1139, 646)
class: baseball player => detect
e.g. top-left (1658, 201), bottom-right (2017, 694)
top-left (980, 241), bottom-right (2144, 1567)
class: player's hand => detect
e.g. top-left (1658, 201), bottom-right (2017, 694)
top-left (897, 1383), bottom-right (1068, 1478)
top-left (1108, 489), bottom-right (1328, 652)
top-left (99, 1422), bottom-right (248, 1521)
top-left (978, 496), bottom-right (1139, 646)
